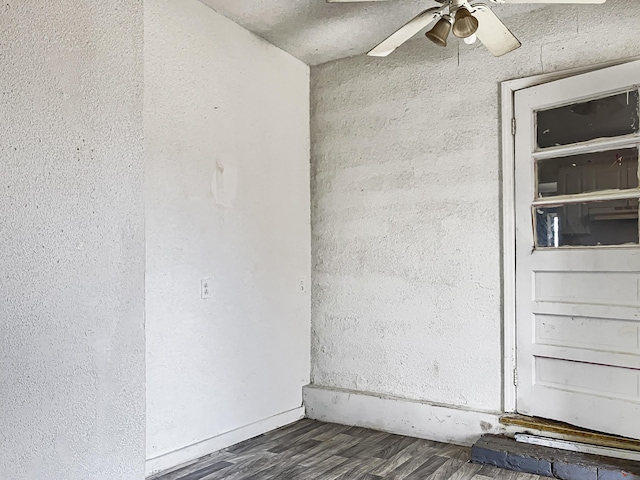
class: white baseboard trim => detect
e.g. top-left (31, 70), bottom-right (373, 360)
top-left (303, 385), bottom-right (504, 446)
top-left (145, 406), bottom-right (305, 478)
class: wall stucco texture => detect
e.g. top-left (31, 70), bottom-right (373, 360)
top-left (0, 1), bottom-right (145, 479)
top-left (310, 0), bottom-right (640, 413)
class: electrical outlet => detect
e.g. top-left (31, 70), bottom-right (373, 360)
top-left (298, 276), bottom-right (307, 295)
top-left (201, 279), bottom-right (211, 299)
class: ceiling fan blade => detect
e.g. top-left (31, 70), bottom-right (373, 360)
top-left (487, 0), bottom-right (605, 3)
top-left (471, 5), bottom-right (521, 57)
top-left (367, 6), bottom-right (445, 57)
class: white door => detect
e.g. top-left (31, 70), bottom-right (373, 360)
top-left (515, 61), bottom-right (640, 439)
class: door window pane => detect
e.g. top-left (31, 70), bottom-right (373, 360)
top-left (536, 199), bottom-right (639, 247)
top-left (536, 90), bottom-right (639, 149)
top-left (537, 148), bottom-right (638, 198)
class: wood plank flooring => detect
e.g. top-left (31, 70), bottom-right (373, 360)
top-left (152, 419), bottom-right (547, 480)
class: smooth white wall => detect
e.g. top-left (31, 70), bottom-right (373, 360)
top-left (311, 0), bottom-right (640, 418)
top-left (145, 0), bottom-right (311, 473)
top-left (0, 2), bottom-right (145, 479)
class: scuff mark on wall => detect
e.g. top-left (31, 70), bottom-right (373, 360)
top-left (212, 159), bottom-right (239, 208)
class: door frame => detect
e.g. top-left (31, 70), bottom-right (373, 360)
top-left (499, 56), bottom-right (640, 414)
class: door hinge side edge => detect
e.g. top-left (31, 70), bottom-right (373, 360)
top-left (512, 117), bottom-right (517, 136)
top-left (513, 367), bottom-right (518, 386)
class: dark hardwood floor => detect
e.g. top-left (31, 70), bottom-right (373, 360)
top-left (152, 419), bottom-right (545, 480)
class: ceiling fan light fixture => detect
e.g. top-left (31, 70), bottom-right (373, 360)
top-left (452, 7), bottom-right (479, 39)
top-left (464, 33), bottom-right (477, 45)
top-left (425, 15), bottom-right (452, 47)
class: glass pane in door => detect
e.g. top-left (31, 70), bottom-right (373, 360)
top-left (536, 90), bottom-right (639, 149)
top-left (537, 148), bottom-right (639, 198)
top-left (536, 198), bottom-right (639, 247)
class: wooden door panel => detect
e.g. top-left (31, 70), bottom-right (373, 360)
top-left (535, 357), bottom-right (640, 401)
top-left (534, 271), bottom-right (640, 306)
top-left (535, 314), bottom-right (640, 355)
top-left (533, 345), bottom-right (640, 371)
top-left (518, 387), bottom-right (640, 440)
top-left (533, 302), bottom-right (640, 322)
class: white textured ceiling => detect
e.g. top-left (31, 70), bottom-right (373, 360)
top-left (198, 0), bottom-right (559, 66)
top-left (199, 0), bottom-right (446, 65)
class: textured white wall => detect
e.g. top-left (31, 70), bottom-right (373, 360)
top-left (145, 0), bottom-right (311, 471)
top-left (311, 0), bottom-right (640, 414)
top-left (0, 2), bottom-right (145, 479)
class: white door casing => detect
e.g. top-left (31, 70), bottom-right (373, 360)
top-left (514, 61), bottom-right (640, 439)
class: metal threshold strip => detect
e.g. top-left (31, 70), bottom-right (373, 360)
top-left (515, 434), bottom-right (640, 463)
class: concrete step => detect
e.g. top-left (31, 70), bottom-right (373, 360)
top-left (471, 434), bottom-right (640, 480)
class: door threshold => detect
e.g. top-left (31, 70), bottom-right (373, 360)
top-left (501, 415), bottom-right (640, 453)
top-left (515, 434), bottom-right (640, 463)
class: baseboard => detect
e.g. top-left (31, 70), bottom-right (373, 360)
top-left (303, 385), bottom-right (504, 446)
top-left (145, 406), bottom-right (305, 478)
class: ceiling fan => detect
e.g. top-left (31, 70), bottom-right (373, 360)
top-left (327, 0), bottom-right (606, 58)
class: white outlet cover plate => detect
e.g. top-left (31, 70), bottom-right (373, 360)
top-left (298, 276), bottom-right (307, 294)
top-left (201, 279), bottom-right (212, 299)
